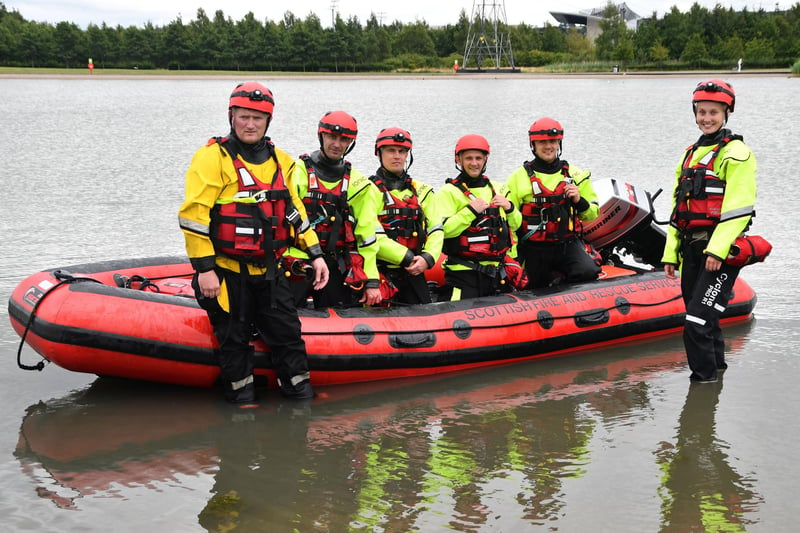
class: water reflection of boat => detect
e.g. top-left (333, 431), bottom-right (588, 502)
top-left (13, 333), bottom-right (745, 514)
top-left (8, 179), bottom-right (757, 388)
top-left (14, 381), bottom-right (221, 510)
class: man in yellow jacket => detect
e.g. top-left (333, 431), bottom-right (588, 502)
top-left (369, 127), bottom-right (443, 304)
top-left (286, 111), bottom-right (383, 308)
top-left (436, 134), bottom-right (522, 300)
top-left (505, 117), bottom-right (601, 289)
top-left (178, 82), bottom-right (328, 403)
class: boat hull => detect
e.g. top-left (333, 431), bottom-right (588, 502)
top-left (8, 256), bottom-right (757, 387)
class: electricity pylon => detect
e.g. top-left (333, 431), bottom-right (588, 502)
top-left (461, 0), bottom-right (518, 72)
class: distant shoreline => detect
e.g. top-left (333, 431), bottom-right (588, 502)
top-left (0, 69), bottom-right (792, 81)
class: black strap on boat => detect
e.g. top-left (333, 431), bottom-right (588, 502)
top-left (113, 272), bottom-right (194, 291)
top-left (16, 270), bottom-right (103, 372)
top-left (113, 274), bottom-right (159, 291)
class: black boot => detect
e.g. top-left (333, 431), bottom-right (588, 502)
top-left (279, 378), bottom-right (314, 400)
top-left (225, 380), bottom-right (257, 404)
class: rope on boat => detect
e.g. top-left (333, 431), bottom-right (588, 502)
top-left (300, 293), bottom-right (684, 337)
top-left (14, 267), bottom-right (682, 361)
top-left (16, 270), bottom-right (103, 372)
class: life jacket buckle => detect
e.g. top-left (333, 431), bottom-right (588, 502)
top-left (251, 190), bottom-right (270, 203)
top-left (539, 207), bottom-right (550, 223)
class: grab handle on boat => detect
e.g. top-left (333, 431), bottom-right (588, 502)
top-left (390, 332), bottom-right (437, 349)
top-left (573, 309), bottom-right (610, 327)
top-left (52, 269), bottom-right (74, 282)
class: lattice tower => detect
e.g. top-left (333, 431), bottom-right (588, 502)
top-left (461, 0), bottom-right (517, 72)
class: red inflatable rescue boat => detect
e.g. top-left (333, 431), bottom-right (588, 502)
top-left (7, 179), bottom-right (757, 387)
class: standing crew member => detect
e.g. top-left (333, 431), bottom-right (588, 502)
top-left (505, 117), bottom-right (601, 289)
top-left (662, 79), bottom-right (757, 383)
top-left (370, 127), bottom-right (443, 304)
top-left (179, 82), bottom-right (329, 403)
top-left (287, 111), bottom-right (383, 308)
top-left (436, 134), bottom-right (523, 300)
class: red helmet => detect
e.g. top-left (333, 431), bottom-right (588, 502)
top-left (692, 79), bottom-right (735, 112)
top-left (454, 134), bottom-right (490, 156)
top-left (318, 111), bottom-right (358, 139)
top-left (229, 82), bottom-right (274, 116)
top-left (374, 127), bottom-right (412, 155)
top-left (528, 117), bottom-right (564, 143)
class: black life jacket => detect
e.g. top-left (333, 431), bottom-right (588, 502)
top-left (298, 154), bottom-right (358, 254)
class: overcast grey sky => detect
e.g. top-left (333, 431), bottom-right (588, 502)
top-left (4, 0), bottom-right (788, 29)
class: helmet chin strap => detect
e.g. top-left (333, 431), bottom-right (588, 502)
top-left (319, 135), bottom-right (356, 160)
top-left (229, 109), bottom-right (271, 135)
top-left (531, 141), bottom-right (562, 160)
top-left (454, 158), bottom-right (487, 176)
top-left (380, 151), bottom-right (414, 174)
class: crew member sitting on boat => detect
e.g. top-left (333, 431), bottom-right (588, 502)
top-left (436, 134), bottom-right (524, 300)
top-left (287, 111), bottom-right (384, 308)
top-left (506, 117), bottom-right (601, 289)
top-left (369, 127), bottom-right (443, 304)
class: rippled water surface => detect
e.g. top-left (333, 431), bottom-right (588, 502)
top-left (1, 74), bottom-right (796, 532)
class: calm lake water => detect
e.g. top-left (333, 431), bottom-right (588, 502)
top-left (1, 74), bottom-right (797, 532)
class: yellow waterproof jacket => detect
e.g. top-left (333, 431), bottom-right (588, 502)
top-left (662, 138), bottom-right (757, 266)
top-left (371, 178), bottom-right (444, 269)
top-left (178, 140), bottom-right (322, 275)
top-left (505, 163), bottom-right (599, 222)
top-left (436, 176), bottom-right (522, 270)
top-left (286, 161), bottom-right (382, 281)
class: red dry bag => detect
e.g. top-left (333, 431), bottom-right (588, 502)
top-left (725, 235), bottom-right (772, 267)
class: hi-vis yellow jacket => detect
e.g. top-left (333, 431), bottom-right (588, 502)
top-left (436, 176), bottom-right (522, 270)
top-left (661, 136), bottom-right (757, 266)
top-left (178, 140), bottom-right (322, 275)
top-left (505, 163), bottom-right (599, 224)
top-left (369, 176), bottom-right (443, 270)
top-left (285, 160), bottom-right (382, 282)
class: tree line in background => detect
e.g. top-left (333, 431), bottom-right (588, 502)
top-left (1, 1), bottom-right (799, 72)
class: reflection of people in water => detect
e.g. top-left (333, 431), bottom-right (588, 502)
top-left (656, 380), bottom-right (761, 531)
top-left (198, 403), bottom-right (319, 531)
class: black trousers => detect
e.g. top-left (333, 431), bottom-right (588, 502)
top-left (290, 255), bottom-right (357, 309)
top-left (518, 238), bottom-right (601, 289)
top-left (680, 239), bottom-right (741, 381)
top-left (441, 268), bottom-right (508, 300)
top-left (381, 267), bottom-right (431, 304)
top-left (195, 267), bottom-right (310, 389)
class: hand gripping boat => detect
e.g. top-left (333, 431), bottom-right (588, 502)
top-left (8, 179), bottom-right (757, 387)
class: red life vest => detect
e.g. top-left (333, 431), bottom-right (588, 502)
top-left (370, 174), bottom-right (426, 253)
top-left (209, 138), bottom-right (295, 264)
top-left (518, 162), bottom-right (581, 243)
top-left (670, 134), bottom-right (742, 231)
top-left (299, 155), bottom-right (358, 253)
top-left (443, 176), bottom-right (511, 261)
